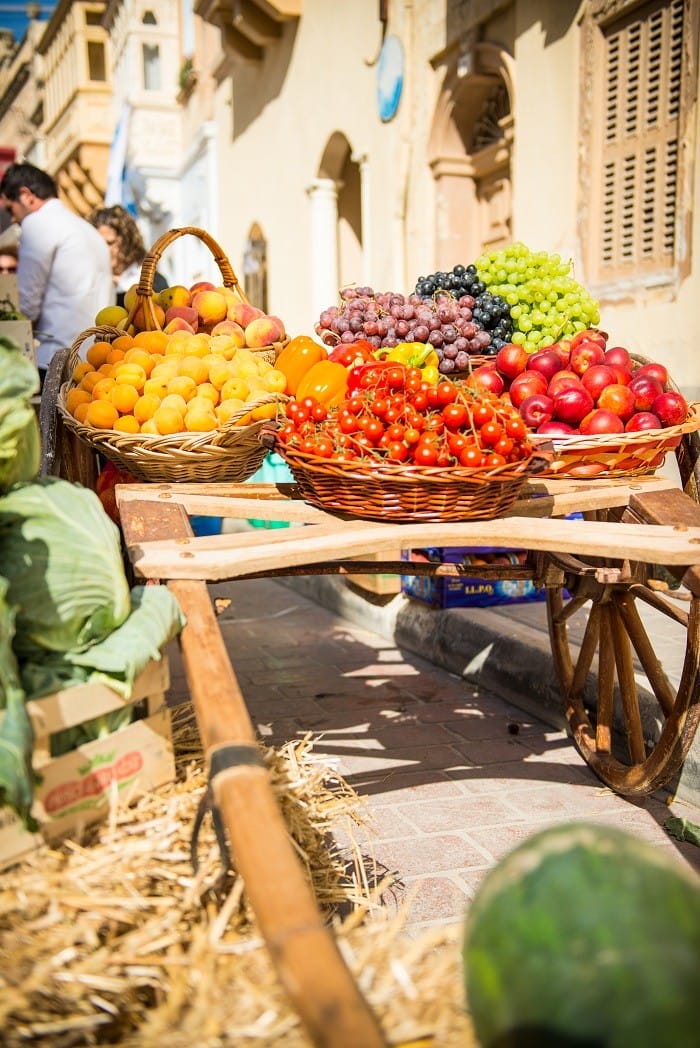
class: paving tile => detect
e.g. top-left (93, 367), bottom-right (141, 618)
top-left (396, 875), bottom-right (472, 925)
top-left (396, 795), bottom-right (525, 835)
top-left (374, 834), bottom-right (492, 878)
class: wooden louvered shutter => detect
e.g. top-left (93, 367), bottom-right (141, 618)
top-left (595, 0), bottom-right (683, 280)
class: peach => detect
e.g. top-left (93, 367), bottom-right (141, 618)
top-left (163, 317), bottom-right (197, 336)
top-left (189, 280), bottom-right (217, 295)
top-left (132, 300), bottom-right (165, 332)
top-left (227, 300), bottom-right (264, 328)
top-left (266, 314), bottom-right (286, 340)
top-left (157, 284), bottom-right (192, 310)
top-left (165, 304), bottom-right (199, 330)
top-left (211, 319), bottom-right (246, 345)
top-left (192, 289), bottom-right (228, 327)
top-left (245, 316), bottom-right (283, 348)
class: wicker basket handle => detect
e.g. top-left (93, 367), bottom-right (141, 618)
top-left (136, 225), bottom-right (248, 303)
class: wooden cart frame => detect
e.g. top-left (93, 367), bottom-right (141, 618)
top-left (40, 346), bottom-right (700, 1046)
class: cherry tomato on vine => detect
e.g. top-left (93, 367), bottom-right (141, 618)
top-left (387, 441), bottom-right (409, 462)
top-left (287, 401), bottom-right (310, 425)
top-left (435, 380), bottom-right (458, 406)
top-left (412, 443), bottom-right (439, 467)
top-left (472, 403), bottom-right (495, 427)
top-left (480, 421), bottom-right (504, 446)
top-left (310, 401), bottom-right (328, 422)
top-left (484, 452), bottom-right (507, 469)
top-left (404, 427), bottom-right (421, 445)
top-left (505, 416), bottom-right (528, 441)
top-left (442, 402), bottom-right (469, 429)
top-left (411, 390), bottom-right (429, 412)
top-left (386, 366), bottom-right (407, 390)
top-left (360, 416), bottom-right (385, 443)
top-left (338, 411), bottom-right (359, 434)
top-left (494, 436), bottom-right (514, 458)
top-left (313, 435), bottom-right (335, 457)
top-left (385, 423), bottom-right (406, 442)
top-left (459, 446), bottom-right (483, 468)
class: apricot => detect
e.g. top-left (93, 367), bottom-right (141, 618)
top-left (164, 317), bottom-right (197, 336)
top-left (189, 280), bottom-right (217, 295)
top-left (132, 299), bottom-right (165, 332)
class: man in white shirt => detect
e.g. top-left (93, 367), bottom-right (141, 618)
top-left (0, 162), bottom-right (114, 383)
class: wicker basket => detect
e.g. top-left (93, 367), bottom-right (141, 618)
top-left (56, 226), bottom-right (289, 483)
top-left (126, 224), bottom-right (289, 366)
top-left (272, 443), bottom-right (550, 523)
top-left (530, 401), bottom-right (700, 478)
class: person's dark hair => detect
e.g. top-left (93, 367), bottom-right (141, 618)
top-left (88, 204), bottom-right (147, 273)
top-left (0, 162), bottom-right (57, 201)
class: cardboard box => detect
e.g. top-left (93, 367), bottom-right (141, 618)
top-left (401, 547), bottom-right (546, 609)
top-left (0, 272), bottom-right (35, 364)
top-left (0, 319), bottom-right (35, 364)
top-left (0, 657), bottom-right (174, 870)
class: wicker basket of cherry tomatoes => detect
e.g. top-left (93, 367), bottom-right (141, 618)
top-left (265, 361), bottom-right (550, 522)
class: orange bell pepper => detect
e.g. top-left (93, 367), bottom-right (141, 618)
top-left (275, 335), bottom-right (328, 395)
top-left (295, 360), bottom-right (349, 406)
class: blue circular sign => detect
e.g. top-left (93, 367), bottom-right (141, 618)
top-left (377, 35), bottom-right (404, 123)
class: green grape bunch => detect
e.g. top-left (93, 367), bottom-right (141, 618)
top-left (475, 242), bottom-right (600, 354)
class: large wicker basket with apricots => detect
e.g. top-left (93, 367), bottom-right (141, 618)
top-left (57, 226), bottom-right (290, 483)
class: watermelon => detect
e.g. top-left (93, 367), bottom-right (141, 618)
top-left (463, 822), bottom-right (700, 1047)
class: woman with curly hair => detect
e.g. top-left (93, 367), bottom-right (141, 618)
top-left (88, 205), bottom-right (167, 307)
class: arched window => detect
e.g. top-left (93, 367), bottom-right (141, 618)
top-left (143, 43), bottom-right (161, 90)
top-left (243, 223), bottom-right (268, 312)
top-left (143, 10), bottom-right (157, 24)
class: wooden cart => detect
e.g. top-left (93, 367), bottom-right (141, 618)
top-left (41, 346), bottom-right (700, 1046)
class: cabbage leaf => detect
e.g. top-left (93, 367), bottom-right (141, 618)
top-left (0, 336), bottom-right (40, 493)
top-left (0, 477), bottom-right (131, 659)
top-left (0, 576), bottom-right (38, 830)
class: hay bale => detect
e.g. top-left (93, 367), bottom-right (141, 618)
top-left (0, 704), bottom-right (476, 1045)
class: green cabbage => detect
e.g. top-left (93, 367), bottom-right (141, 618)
top-left (0, 477), bottom-right (131, 659)
top-left (0, 336), bottom-right (40, 493)
top-left (0, 576), bottom-right (38, 829)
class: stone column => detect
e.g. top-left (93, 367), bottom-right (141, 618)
top-left (306, 177), bottom-right (339, 322)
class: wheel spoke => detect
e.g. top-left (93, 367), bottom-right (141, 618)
top-left (595, 606), bottom-right (615, 753)
top-left (629, 582), bottom-right (689, 629)
top-left (616, 592), bottom-right (676, 718)
top-left (610, 598), bottom-right (646, 763)
top-left (570, 602), bottom-right (600, 703)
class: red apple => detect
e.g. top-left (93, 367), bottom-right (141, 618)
top-left (520, 393), bottom-right (555, 429)
top-left (580, 408), bottom-right (625, 435)
top-left (625, 411), bottom-right (662, 432)
top-left (628, 374), bottom-right (664, 412)
top-left (608, 364), bottom-right (632, 385)
top-left (634, 361), bottom-right (669, 388)
top-left (580, 364), bottom-right (617, 401)
top-left (495, 343), bottom-right (528, 379)
top-left (536, 419), bottom-right (577, 436)
top-left (570, 328), bottom-right (608, 351)
top-left (550, 339), bottom-right (573, 368)
top-left (467, 365), bottom-right (505, 396)
top-left (651, 391), bottom-right (688, 427)
top-left (570, 340), bottom-right (606, 376)
top-left (604, 346), bottom-right (632, 369)
top-left (509, 370), bottom-right (548, 408)
top-left (526, 349), bottom-right (563, 384)
top-left (553, 385), bottom-right (594, 425)
top-left (548, 371), bottom-right (582, 397)
top-left (597, 383), bottom-right (636, 421)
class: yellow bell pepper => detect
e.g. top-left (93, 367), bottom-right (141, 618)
top-left (374, 342), bottom-right (440, 384)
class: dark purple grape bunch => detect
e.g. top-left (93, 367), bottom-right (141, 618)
top-left (414, 264), bottom-right (514, 366)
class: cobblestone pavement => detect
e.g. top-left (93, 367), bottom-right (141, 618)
top-left (164, 576), bottom-right (700, 934)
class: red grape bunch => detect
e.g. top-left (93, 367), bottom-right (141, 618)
top-left (316, 286), bottom-right (493, 374)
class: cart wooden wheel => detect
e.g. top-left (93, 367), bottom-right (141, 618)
top-left (545, 472), bottom-right (700, 797)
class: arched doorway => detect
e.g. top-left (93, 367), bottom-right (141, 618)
top-left (428, 42), bottom-right (515, 268)
top-left (307, 131), bottom-right (363, 318)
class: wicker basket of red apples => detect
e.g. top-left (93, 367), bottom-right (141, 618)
top-left (466, 329), bottom-right (700, 477)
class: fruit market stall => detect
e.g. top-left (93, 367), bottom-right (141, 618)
top-left (32, 228), bottom-right (700, 1044)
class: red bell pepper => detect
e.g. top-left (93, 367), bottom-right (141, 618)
top-left (327, 339), bottom-right (375, 368)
